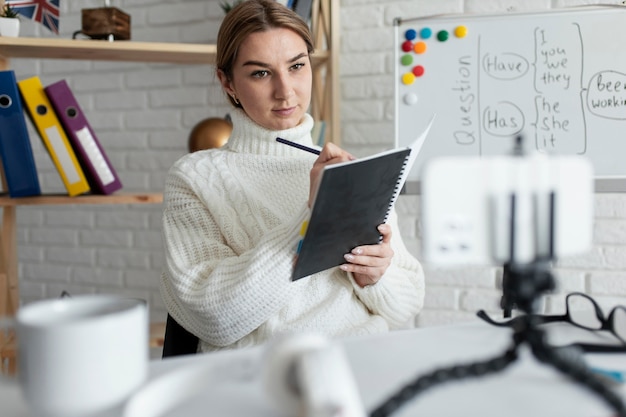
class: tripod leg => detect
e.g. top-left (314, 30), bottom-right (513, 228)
top-left (369, 344), bottom-right (519, 417)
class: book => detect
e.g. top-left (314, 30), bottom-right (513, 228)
top-left (17, 76), bottom-right (91, 197)
top-left (44, 80), bottom-right (123, 195)
top-left (291, 116), bottom-right (435, 281)
top-left (0, 70), bottom-right (41, 198)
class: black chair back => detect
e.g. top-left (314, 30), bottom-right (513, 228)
top-left (162, 314), bottom-right (199, 358)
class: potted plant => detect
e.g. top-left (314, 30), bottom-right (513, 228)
top-left (0, 2), bottom-right (20, 37)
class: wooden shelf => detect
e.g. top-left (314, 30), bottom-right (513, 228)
top-left (0, 37), bottom-right (329, 66)
top-left (0, 192), bottom-right (163, 207)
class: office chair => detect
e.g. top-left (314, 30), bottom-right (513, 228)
top-left (161, 314), bottom-right (199, 358)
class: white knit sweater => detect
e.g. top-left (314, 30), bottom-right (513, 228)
top-left (159, 109), bottom-right (425, 352)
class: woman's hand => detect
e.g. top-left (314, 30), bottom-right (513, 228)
top-left (340, 223), bottom-right (394, 287)
top-left (308, 143), bottom-right (355, 208)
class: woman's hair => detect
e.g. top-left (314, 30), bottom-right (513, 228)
top-left (216, 0), bottom-right (314, 107)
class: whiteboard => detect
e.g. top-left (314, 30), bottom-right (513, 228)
top-left (394, 5), bottom-right (626, 192)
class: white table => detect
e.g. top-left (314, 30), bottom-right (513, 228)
top-left (3, 320), bottom-right (626, 417)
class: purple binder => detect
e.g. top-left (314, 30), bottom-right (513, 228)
top-left (44, 80), bottom-right (123, 195)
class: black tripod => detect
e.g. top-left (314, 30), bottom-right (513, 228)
top-left (370, 186), bottom-right (626, 417)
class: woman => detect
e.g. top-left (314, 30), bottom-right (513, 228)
top-left (159, 0), bottom-right (425, 353)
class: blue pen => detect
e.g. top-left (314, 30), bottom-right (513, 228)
top-left (276, 137), bottom-right (321, 155)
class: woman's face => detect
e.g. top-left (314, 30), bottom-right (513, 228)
top-left (220, 27), bottom-right (312, 131)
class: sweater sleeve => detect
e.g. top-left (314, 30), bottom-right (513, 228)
top-left (347, 210), bottom-right (425, 329)
top-left (160, 162), bottom-right (310, 347)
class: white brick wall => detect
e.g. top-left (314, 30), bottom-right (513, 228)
top-left (9, 0), bottom-right (626, 327)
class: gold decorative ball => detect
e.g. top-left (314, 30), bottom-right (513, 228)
top-left (188, 117), bottom-right (233, 152)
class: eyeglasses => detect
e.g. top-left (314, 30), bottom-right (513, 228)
top-left (477, 292), bottom-right (626, 353)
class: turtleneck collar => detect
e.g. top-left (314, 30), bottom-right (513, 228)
top-left (223, 108), bottom-right (316, 157)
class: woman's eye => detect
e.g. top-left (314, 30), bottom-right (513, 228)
top-left (252, 70), bottom-right (269, 78)
top-left (291, 62), bottom-right (305, 71)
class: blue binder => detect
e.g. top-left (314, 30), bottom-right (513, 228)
top-left (0, 70), bottom-right (40, 197)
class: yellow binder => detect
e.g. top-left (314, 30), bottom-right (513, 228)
top-left (18, 76), bottom-right (90, 197)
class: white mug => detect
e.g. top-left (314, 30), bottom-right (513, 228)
top-left (1, 294), bottom-right (149, 417)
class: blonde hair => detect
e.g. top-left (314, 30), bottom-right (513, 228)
top-left (216, 0), bottom-right (314, 107)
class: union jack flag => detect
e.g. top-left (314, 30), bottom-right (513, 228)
top-left (6, 0), bottom-right (59, 34)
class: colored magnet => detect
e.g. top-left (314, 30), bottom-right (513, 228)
top-left (401, 40), bottom-right (413, 52)
top-left (401, 54), bottom-right (413, 66)
top-left (437, 30), bottom-right (449, 41)
top-left (402, 72), bottom-right (416, 85)
top-left (414, 41), bottom-right (427, 54)
top-left (454, 25), bottom-right (468, 38)
top-left (403, 93), bottom-right (418, 105)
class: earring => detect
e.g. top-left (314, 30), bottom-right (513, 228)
top-left (231, 95), bottom-right (239, 105)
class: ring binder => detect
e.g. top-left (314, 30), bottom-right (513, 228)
top-left (44, 79), bottom-right (123, 195)
top-left (0, 70), bottom-right (41, 197)
top-left (18, 76), bottom-right (91, 197)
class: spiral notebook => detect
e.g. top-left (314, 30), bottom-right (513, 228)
top-left (291, 116), bottom-right (434, 281)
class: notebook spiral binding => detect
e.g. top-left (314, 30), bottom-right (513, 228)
top-left (384, 152), bottom-right (411, 224)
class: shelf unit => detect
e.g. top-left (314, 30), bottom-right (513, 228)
top-left (0, 0), bottom-right (339, 321)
